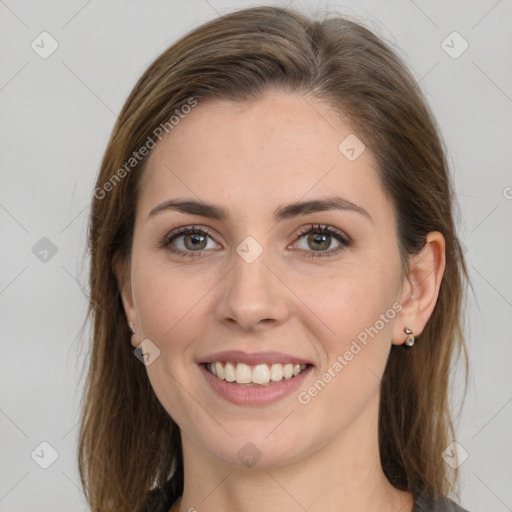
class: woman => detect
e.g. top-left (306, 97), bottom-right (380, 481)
top-left (79, 6), bottom-right (470, 512)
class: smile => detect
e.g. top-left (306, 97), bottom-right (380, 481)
top-left (205, 362), bottom-right (310, 386)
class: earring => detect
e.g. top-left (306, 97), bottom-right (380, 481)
top-left (128, 321), bottom-right (135, 334)
top-left (404, 327), bottom-right (415, 347)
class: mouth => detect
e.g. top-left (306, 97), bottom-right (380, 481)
top-left (201, 361), bottom-right (312, 386)
top-left (198, 350), bottom-right (315, 405)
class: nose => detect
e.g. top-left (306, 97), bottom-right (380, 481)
top-left (215, 248), bottom-right (291, 332)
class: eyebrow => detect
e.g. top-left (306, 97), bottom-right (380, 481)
top-left (147, 196), bottom-right (373, 223)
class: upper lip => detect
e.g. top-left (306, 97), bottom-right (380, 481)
top-left (199, 350), bottom-right (313, 366)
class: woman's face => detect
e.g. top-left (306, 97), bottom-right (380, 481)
top-left (121, 91), bottom-right (410, 468)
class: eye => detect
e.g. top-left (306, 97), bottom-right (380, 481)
top-left (160, 223), bottom-right (351, 259)
top-left (160, 226), bottom-right (221, 257)
top-left (292, 224), bottom-right (351, 257)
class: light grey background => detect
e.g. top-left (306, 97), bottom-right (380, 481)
top-left (1, 1), bottom-right (511, 511)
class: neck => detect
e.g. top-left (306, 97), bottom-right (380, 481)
top-left (173, 396), bottom-right (414, 512)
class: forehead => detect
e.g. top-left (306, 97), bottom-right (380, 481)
top-left (138, 91), bottom-right (391, 221)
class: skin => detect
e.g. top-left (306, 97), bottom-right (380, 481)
top-left (117, 91), bottom-right (445, 512)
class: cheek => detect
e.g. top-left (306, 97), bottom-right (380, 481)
top-left (292, 262), bottom-right (399, 350)
top-left (131, 255), bottom-right (215, 345)
top-left (291, 262), bottom-right (399, 405)
top-left (130, 257), bottom-right (215, 427)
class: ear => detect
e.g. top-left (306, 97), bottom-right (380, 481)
top-left (113, 256), bottom-right (139, 348)
top-left (392, 231), bottom-right (446, 346)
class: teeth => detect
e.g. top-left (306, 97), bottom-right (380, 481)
top-left (215, 361), bottom-right (224, 379)
top-left (206, 362), bottom-right (308, 385)
top-left (235, 363), bottom-right (252, 384)
top-left (224, 362), bottom-right (236, 382)
top-left (252, 364), bottom-right (270, 384)
top-left (270, 363), bottom-right (283, 382)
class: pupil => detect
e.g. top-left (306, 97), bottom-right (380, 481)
top-left (308, 233), bottom-right (330, 251)
top-left (185, 234), bottom-right (206, 250)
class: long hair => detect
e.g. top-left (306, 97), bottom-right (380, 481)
top-left (79, 6), bottom-right (469, 511)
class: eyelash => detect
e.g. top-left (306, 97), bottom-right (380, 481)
top-left (159, 224), bottom-right (352, 259)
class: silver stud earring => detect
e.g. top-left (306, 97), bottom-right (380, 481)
top-left (404, 327), bottom-right (415, 347)
top-left (128, 322), bottom-right (135, 334)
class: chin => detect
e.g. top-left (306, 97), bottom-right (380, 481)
top-left (196, 425), bottom-right (316, 470)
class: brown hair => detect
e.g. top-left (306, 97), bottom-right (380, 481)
top-left (78, 6), bottom-right (469, 511)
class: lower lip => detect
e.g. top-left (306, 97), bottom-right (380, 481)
top-left (199, 364), bottom-right (313, 406)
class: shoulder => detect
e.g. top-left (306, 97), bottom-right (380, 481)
top-left (414, 488), bottom-right (470, 512)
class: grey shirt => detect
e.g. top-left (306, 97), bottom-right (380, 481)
top-left (414, 487), bottom-right (469, 511)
